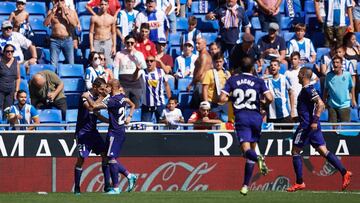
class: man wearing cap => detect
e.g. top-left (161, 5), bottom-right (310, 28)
top-left (174, 40), bottom-right (198, 78)
top-left (155, 37), bottom-right (173, 74)
top-left (206, 0), bottom-right (251, 55)
top-left (188, 101), bottom-right (222, 130)
top-left (135, 0), bottom-right (169, 43)
top-left (257, 22), bottom-right (287, 65)
top-left (0, 20), bottom-right (37, 66)
top-left (44, 0), bottom-right (77, 67)
top-left (255, 0), bottom-right (282, 32)
top-left (113, 34), bottom-right (147, 108)
top-left (229, 33), bottom-right (262, 73)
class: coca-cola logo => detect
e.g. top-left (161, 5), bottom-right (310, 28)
top-left (250, 176), bottom-right (290, 191)
top-left (303, 157), bottom-right (338, 176)
top-left (72, 161), bottom-right (217, 192)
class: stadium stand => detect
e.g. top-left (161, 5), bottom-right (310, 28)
top-left (29, 64), bottom-right (57, 78)
top-left (65, 109), bottom-right (78, 130)
top-left (0, 2), bottom-right (16, 15)
top-left (58, 64), bottom-right (85, 78)
top-left (37, 109), bottom-right (64, 130)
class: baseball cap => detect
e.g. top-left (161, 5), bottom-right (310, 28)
top-left (199, 101), bottom-right (211, 110)
top-left (2, 21), bottom-right (13, 29)
top-left (157, 37), bottom-right (167, 44)
top-left (242, 33), bottom-right (254, 43)
top-left (269, 22), bottom-right (279, 31)
top-left (17, 0), bottom-right (27, 3)
top-left (184, 40), bottom-right (194, 47)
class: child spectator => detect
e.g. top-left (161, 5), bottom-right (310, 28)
top-left (173, 40), bottom-right (198, 78)
top-left (287, 23), bottom-right (316, 64)
top-left (180, 16), bottom-right (202, 55)
top-left (8, 0), bottom-right (32, 38)
top-left (160, 98), bottom-right (184, 129)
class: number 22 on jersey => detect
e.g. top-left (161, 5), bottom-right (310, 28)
top-left (233, 88), bottom-right (257, 110)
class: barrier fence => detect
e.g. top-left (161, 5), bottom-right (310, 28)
top-left (0, 131), bottom-right (359, 192)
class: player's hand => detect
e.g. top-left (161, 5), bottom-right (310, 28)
top-left (125, 116), bottom-right (131, 124)
top-left (310, 122), bottom-right (318, 130)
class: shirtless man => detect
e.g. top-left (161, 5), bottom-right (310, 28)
top-left (188, 37), bottom-right (213, 108)
top-left (8, 0), bottom-right (29, 34)
top-left (44, 0), bottom-right (77, 67)
top-left (89, 0), bottom-right (116, 67)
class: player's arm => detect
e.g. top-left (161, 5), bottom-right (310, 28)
top-left (94, 111), bottom-right (109, 123)
top-left (311, 96), bottom-right (325, 130)
top-left (82, 92), bottom-right (106, 111)
top-left (125, 98), bottom-right (135, 124)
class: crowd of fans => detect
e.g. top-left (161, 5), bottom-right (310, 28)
top-left (0, 0), bottom-right (360, 130)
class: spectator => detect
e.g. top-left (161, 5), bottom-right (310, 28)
top-left (284, 52), bottom-right (318, 121)
top-left (229, 33), bottom-right (262, 73)
top-left (133, 55), bottom-right (172, 122)
top-left (113, 34), bottom-right (147, 108)
top-left (0, 21), bottom-right (37, 69)
top-left (99, 52), bottom-right (114, 82)
top-left (323, 55), bottom-right (356, 124)
top-left (86, 0), bottom-right (121, 16)
top-left (135, 0), bottom-right (169, 43)
top-left (85, 52), bottom-right (106, 90)
top-left (8, 0), bottom-right (32, 38)
top-left (319, 44), bottom-right (336, 76)
top-left (7, 90), bottom-right (39, 130)
top-left (29, 70), bottom-right (67, 120)
top-left (206, 0), bottom-right (251, 56)
top-left (116, 0), bottom-right (139, 43)
top-left (188, 37), bottom-right (213, 108)
top-left (329, 45), bottom-right (356, 83)
top-left (354, 1), bottom-right (360, 32)
top-left (255, 0), bottom-right (282, 32)
top-left (343, 32), bottom-right (360, 69)
top-left (155, 38), bottom-right (173, 74)
top-left (89, 0), bottom-right (117, 67)
top-left (135, 23), bottom-right (157, 59)
top-left (179, 0), bottom-right (189, 18)
top-left (209, 42), bottom-right (229, 70)
top-left (180, 16), bottom-right (202, 54)
top-left (315, 0), bottom-right (354, 47)
top-left (257, 22), bottom-right (287, 65)
top-left (202, 52), bottom-right (230, 122)
top-left (159, 97), bottom-right (184, 129)
top-left (44, 0), bottom-right (77, 67)
top-left (188, 101), bottom-right (222, 130)
top-left (0, 44), bottom-right (20, 113)
top-left (173, 40), bottom-right (198, 78)
top-left (161, 0), bottom-right (180, 33)
top-left (287, 23), bottom-right (316, 64)
top-left (265, 59), bottom-right (295, 128)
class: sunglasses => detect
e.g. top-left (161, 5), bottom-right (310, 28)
top-left (126, 41), bottom-right (135, 45)
top-left (3, 27), bottom-right (12, 30)
top-left (5, 50), bottom-right (14, 53)
top-left (146, 59), bottom-right (155, 63)
top-left (93, 57), bottom-right (99, 60)
top-left (100, 57), bottom-right (105, 61)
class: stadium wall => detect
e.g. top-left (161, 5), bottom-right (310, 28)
top-left (0, 131), bottom-right (359, 192)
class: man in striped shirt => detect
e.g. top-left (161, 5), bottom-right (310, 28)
top-left (133, 55), bottom-right (172, 122)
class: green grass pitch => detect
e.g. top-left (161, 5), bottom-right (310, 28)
top-left (0, 191), bottom-right (359, 203)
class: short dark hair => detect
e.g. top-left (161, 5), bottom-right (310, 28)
top-left (125, 34), bottom-right (136, 42)
top-left (270, 59), bottom-right (280, 66)
top-left (241, 56), bottom-right (255, 73)
top-left (332, 54), bottom-right (343, 63)
top-left (93, 77), bottom-right (106, 88)
top-left (212, 52), bottom-right (224, 61)
top-left (140, 23), bottom-right (150, 30)
top-left (16, 89), bottom-right (27, 97)
top-left (168, 97), bottom-right (178, 104)
top-left (188, 16), bottom-right (197, 25)
top-left (88, 51), bottom-right (98, 64)
top-left (290, 51), bottom-right (300, 59)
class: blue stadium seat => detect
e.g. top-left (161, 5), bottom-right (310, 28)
top-left (309, 32), bottom-right (325, 48)
top-left (282, 31), bottom-right (295, 42)
top-left (178, 92), bottom-right (193, 108)
top-left (58, 64), bottom-right (85, 78)
top-left (29, 64), bottom-right (56, 78)
top-left (279, 63), bottom-right (287, 74)
top-left (0, 2), bottom-right (16, 15)
top-left (76, 1), bottom-right (91, 15)
top-left (63, 78), bottom-right (85, 93)
top-left (251, 17), bottom-right (261, 31)
top-left (169, 32), bottom-right (181, 46)
top-left (202, 32), bottom-right (218, 45)
top-left (41, 48), bottom-right (51, 63)
top-left (66, 93), bottom-right (81, 109)
top-left (128, 108), bottom-right (141, 122)
top-left (176, 17), bottom-right (188, 32)
top-left (79, 15), bottom-right (91, 31)
top-left (281, 17), bottom-right (293, 31)
top-left (168, 46), bottom-right (181, 59)
top-left (255, 31), bottom-right (267, 44)
top-left (182, 108), bottom-right (195, 122)
top-left (29, 16), bottom-right (48, 33)
top-left (19, 79), bottom-right (29, 95)
top-left (0, 15), bottom-right (8, 24)
top-left (37, 109), bottom-right (64, 130)
top-left (316, 47), bottom-right (330, 62)
top-left (20, 64), bottom-right (26, 79)
top-left (357, 63), bottom-right (360, 75)
top-left (65, 109), bottom-right (78, 130)
top-left (80, 31), bottom-right (90, 49)
top-left (320, 109), bottom-right (328, 122)
top-left (167, 75), bottom-right (175, 91)
top-left (177, 78), bottom-right (192, 91)
top-left (197, 20), bottom-right (219, 33)
top-left (351, 108), bottom-right (359, 122)
top-left (279, 0), bottom-right (285, 14)
top-left (26, 2), bottom-right (47, 17)
top-left (304, 0), bottom-right (316, 14)
top-left (190, 1), bottom-right (201, 14)
top-left (355, 32), bottom-right (360, 43)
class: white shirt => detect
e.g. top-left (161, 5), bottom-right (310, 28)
top-left (0, 32), bottom-right (32, 63)
top-left (160, 108), bottom-right (183, 129)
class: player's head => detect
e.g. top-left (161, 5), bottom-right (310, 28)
top-left (240, 56), bottom-right (255, 73)
top-left (298, 67), bottom-right (313, 86)
top-left (167, 97), bottom-right (178, 111)
top-left (92, 77), bottom-right (107, 97)
top-left (16, 90), bottom-right (27, 106)
top-left (269, 59), bottom-right (280, 75)
top-left (199, 101), bottom-right (211, 117)
top-left (107, 79), bottom-right (122, 95)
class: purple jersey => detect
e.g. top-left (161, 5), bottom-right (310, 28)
top-left (103, 93), bottom-right (127, 131)
top-left (297, 84), bottom-right (319, 128)
top-left (222, 73), bottom-right (269, 122)
top-left (75, 91), bottom-right (98, 133)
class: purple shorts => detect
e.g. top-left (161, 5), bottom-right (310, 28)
top-left (235, 113), bottom-right (263, 144)
top-left (293, 125), bottom-right (326, 148)
top-left (106, 128), bottom-right (126, 158)
top-left (76, 130), bottom-right (106, 158)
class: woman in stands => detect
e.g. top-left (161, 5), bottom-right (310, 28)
top-left (84, 51), bottom-right (106, 90)
top-left (0, 44), bottom-right (20, 115)
top-left (343, 32), bottom-right (360, 102)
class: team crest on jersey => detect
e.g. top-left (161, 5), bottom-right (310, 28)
top-left (148, 79), bottom-right (158, 88)
top-left (145, 45), bottom-right (151, 51)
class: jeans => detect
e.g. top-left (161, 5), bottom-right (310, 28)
top-left (141, 105), bottom-right (165, 123)
top-left (167, 12), bottom-right (177, 33)
top-left (258, 11), bottom-right (282, 32)
top-left (50, 37), bottom-right (74, 67)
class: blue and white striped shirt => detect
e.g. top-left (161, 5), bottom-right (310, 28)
top-left (324, 0), bottom-right (353, 27)
top-left (173, 54), bottom-right (198, 78)
top-left (287, 37), bottom-right (316, 62)
top-left (139, 68), bottom-right (168, 107)
top-left (135, 9), bottom-right (169, 42)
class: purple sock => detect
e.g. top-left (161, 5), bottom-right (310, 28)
top-left (244, 149), bottom-right (258, 162)
top-left (292, 155), bottom-right (303, 184)
top-left (74, 167), bottom-right (82, 188)
top-left (326, 152), bottom-right (347, 176)
top-left (102, 163), bottom-right (111, 188)
top-left (117, 161), bottom-right (129, 177)
top-left (243, 159), bottom-right (255, 186)
top-left (109, 162), bottom-right (119, 187)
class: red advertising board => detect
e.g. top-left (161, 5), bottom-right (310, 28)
top-left (0, 157), bottom-right (359, 192)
